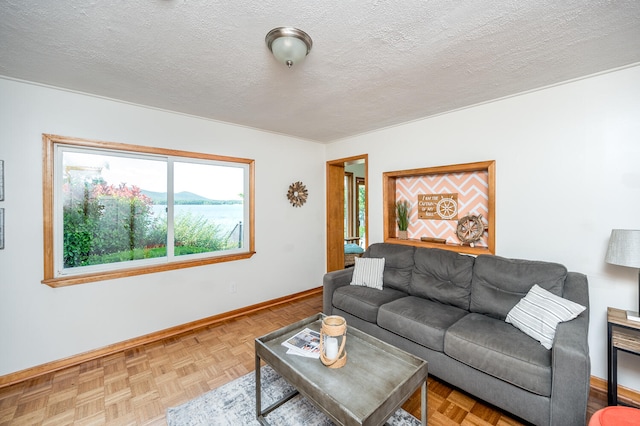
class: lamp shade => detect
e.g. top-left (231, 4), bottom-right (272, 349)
top-left (605, 229), bottom-right (640, 268)
top-left (265, 27), bottom-right (312, 68)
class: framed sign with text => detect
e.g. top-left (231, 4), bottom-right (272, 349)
top-left (417, 193), bottom-right (458, 220)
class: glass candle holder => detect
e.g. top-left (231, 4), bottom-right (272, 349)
top-left (319, 315), bottom-right (347, 368)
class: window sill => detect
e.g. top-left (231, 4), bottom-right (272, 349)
top-left (42, 251), bottom-right (256, 288)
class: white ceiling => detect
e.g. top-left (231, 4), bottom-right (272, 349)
top-left (1, 1), bottom-right (639, 143)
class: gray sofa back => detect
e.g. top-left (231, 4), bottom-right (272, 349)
top-left (410, 247), bottom-right (475, 310)
top-left (364, 243), bottom-right (415, 293)
top-left (364, 243), bottom-right (570, 319)
top-left (469, 254), bottom-right (568, 320)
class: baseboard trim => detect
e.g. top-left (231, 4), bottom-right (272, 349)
top-left (591, 376), bottom-right (640, 406)
top-left (0, 287), bottom-right (323, 389)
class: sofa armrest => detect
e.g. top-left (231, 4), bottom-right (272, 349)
top-left (323, 268), bottom-right (354, 315)
top-left (562, 271), bottom-right (590, 309)
top-left (550, 272), bottom-right (590, 425)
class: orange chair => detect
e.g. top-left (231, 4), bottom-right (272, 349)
top-left (589, 406), bottom-right (640, 426)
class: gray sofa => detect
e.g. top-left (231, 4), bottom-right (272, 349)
top-left (323, 243), bottom-right (590, 426)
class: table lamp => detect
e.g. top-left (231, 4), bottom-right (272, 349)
top-left (605, 229), bottom-right (640, 321)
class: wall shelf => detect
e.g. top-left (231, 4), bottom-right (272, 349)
top-left (384, 237), bottom-right (492, 255)
top-left (383, 161), bottom-right (495, 255)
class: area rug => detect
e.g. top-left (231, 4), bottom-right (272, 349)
top-left (166, 365), bottom-right (421, 425)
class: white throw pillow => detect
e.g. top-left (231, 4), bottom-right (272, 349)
top-left (505, 284), bottom-right (586, 349)
top-left (350, 257), bottom-right (385, 290)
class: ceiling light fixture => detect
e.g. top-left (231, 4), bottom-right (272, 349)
top-left (265, 27), bottom-right (313, 68)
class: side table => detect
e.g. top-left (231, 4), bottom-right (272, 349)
top-left (607, 307), bottom-right (640, 406)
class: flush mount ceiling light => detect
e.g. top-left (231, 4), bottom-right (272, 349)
top-left (265, 27), bottom-right (313, 68)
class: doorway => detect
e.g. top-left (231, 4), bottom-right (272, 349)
top-left (326, 155), bottom-right (368, 272)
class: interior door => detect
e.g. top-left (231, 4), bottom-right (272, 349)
top-left (326, 161), bottom-right (345, 272)
top-left (326, 155), bottom-right (368, 272)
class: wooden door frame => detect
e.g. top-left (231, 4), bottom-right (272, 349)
top-left (326, 154), bottom-right (368, 272)
top-left (355, 176), bottom-right (366, 239)
top-left (344, 172), bottom-right (355, 237)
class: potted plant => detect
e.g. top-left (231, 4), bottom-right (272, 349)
top-left (395, 200), bottom-right (411, 239)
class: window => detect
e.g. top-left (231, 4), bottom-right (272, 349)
top-left (43, 134), bottom-right (255, 287)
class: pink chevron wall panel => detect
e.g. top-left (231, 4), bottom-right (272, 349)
top-left (395, 171), bottom-right (489, 246)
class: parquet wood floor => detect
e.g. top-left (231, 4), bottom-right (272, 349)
top-left (0, 293), bottom-right (605, 425)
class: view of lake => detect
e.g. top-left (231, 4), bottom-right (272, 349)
top-left (150, 204), bottom-right (244, 235)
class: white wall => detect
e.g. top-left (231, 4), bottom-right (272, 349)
top-left (326, 65), bottom-right (640, 391)
top-left (0, 78), bottom-right (326, 376)
top-left (2, 65), bottom-right (640, 391)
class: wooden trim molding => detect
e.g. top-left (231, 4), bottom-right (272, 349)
top-left (42, 252), bottom-right (257, 288)
top-left (344, 171), bottom-right (355, 237)
top-left (0, 287), bottom-right (322, 389)
top-left (326, 154), bottom-right (368, 272)
top-left (383, 160), bottom-right (495, 255)
top-left (41, 133), bottom-right (256, 287)
top-left (3, 296), bottom-right (639, 409)
top-left (591, 376), bottom-right (640, 406)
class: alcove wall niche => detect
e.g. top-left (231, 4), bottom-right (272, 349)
top-left (383, 160), bottom-right (495, 255)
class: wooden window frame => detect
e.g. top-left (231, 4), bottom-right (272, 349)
top-left (42, 134), bottom-right (255, 288)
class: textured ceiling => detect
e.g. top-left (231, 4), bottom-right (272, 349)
top-left (1, 1), bottom-right (639, 143)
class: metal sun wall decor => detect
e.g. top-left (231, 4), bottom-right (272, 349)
top-left (287, 181), bottom-right (308, 207)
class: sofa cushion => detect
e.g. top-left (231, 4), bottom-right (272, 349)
top-left (470, 254), bottom-right (567, 320)
top-left (410, 248), bottom-right (475, 310)
top-left (505, 284), bottom-right (586, 349)
top-left (444, 313), bottom-right (552, 397)
top-left (378, 296), bottom-right (469, 352)
top-left (332, 286), bottom-right (407, 323)
top-left (364, 243), bottom-right (415, 293)
top-left (350, 257), bottom-right (385, 290)
top-left (344, 243), bottom-right (365, 254)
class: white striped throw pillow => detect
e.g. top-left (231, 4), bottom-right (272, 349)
top-left (350, 257), bottom-right (385, 290)
top-left (505, 284), bottom-right (586, 349)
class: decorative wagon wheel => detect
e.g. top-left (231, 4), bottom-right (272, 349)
top-left (287, 181), bottom-right (308, 207)
top-left (456, 214), bottom-right (485, 246)
top-left (436, 197), bottom-right (458, 220)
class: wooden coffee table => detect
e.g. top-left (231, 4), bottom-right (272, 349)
top-left (255, 313), bottom-right (428, 425)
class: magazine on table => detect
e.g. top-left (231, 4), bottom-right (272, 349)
top-left (282, 328), bottom-right (321, 358)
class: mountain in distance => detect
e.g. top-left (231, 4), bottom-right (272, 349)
top-left (141, 190), bottom-right (240, 205)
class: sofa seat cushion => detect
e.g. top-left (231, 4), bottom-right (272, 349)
top-left (378, 296), bottom-right (469, 352)
top-left (444, 313), bottom-right (552, 397)
top-left (332, 286), bottom-right (407, 323)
